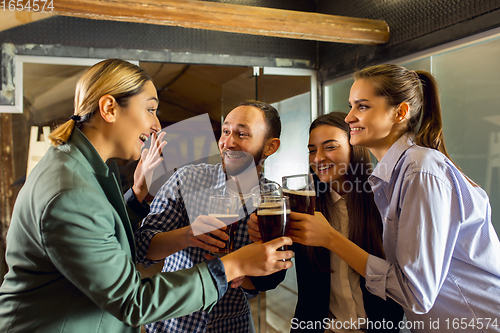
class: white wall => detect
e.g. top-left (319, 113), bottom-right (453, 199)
top-left (264, 92), bottom-right (312, 185)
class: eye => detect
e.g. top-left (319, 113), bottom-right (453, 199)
top-left (148, 108), bottom-right (157, 114)
top-left (326, 145), bottom-right (338, 150)
top-left (359, 104), bottom-right (369, 111)
top-left (239, 132), bottom-right (249, 138)
top-left (308, 150), bottom-right (316, 155)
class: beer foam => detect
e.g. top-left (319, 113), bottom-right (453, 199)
top-left (209, 214), bottom-right (239, 219)
top-left (283, 189), bottom-right (316, 196)
top-left (257, 209), bottom-right (291, 215)
top-left (256, 202), bottom-right (284, 210)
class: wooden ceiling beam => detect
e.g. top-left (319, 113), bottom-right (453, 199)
top-left (0, 11), bottom-right (55, 32)
top-left (48, 0), bottom-right (389, 45)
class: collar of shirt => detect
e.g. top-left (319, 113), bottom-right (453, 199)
top-left (370, 134), bottom-right (414, 184)
top-left (330, 189), bottom-right (346, 205)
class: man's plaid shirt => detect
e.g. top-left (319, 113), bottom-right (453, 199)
top-left (135, 163), bottom-right (256, 333)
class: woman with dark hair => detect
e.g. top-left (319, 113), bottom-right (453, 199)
top-left (0, 58), bottom-right (293, 333)
top-left (289, 111), bottom-right (403, 333)
top-left (248, 111), bottom-right (403, 332)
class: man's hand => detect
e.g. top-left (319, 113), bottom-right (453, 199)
top-left (247, 213), bottom-right (262, 243)
top-left (187, 215), bottom-right (229, 254)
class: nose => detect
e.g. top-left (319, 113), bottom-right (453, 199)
top-left (152, 114), bottom-right (161, 132)
top-left (345, 109), bottom-right (356, 124)
top-left (219, 132), bottom-right (237, 150)
top-left (314, 148), bottom-right (326, 164)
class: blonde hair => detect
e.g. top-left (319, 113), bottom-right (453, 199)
top-left (49, 59), bottom-right (152, 146)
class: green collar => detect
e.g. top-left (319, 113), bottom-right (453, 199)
top-left (59, 127), bottom-right (110, 177)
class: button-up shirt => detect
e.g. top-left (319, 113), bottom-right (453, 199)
top-left (135, 163), bottom-right (255, 333)
top-left (365, 134), bottom-right (500, 332)
top-left (328, 191), bottom-right (367, 333)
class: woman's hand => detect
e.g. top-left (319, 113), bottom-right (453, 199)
top-left (133, 132), bottom-right (167, 202)
top-left (288, 211), bottom-right (336, 249)
top-left (220, 237), bottom-right (293, 281)
top-left (204, 253), bottom-right (245, 288)
top-left (247, 213), bottom-right (262, 243)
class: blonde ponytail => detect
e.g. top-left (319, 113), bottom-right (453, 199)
top-left (48, 59), bottom-right (152, 147)
top-left (48, 118), bottom-right (77, 146)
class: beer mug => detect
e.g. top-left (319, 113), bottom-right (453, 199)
top-left (250, 181), bottom-right (283, 210)
top-left (208, 195), bottom-right (240, 257)
top-left (282, 174), bottom-right (316, 215)
top-left (256, 196), bottom-right (291, 251)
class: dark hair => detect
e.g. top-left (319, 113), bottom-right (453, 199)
top-left (354, 64), bottom-right (451, 159)
top-left (239, 100), bottom-right (281, 139)
top-left (306, 111), bottom-right (385, 272)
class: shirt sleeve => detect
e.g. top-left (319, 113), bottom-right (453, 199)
top-left (123, 188), bottom-right (150, 230)
top-left (134, 171), bottom-right (189, 266)
top-left (365, 169), bottom-right (461, 314)
top-left (206, 258), bottom-right (229, 301)
top-left (41, 188), bottom-right (221, 327)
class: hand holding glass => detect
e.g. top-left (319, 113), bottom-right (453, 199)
top-left (208, 195), bottom-right (240, 257)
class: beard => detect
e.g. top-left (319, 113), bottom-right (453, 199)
top-left (221, 148), bottom-right (264, 177)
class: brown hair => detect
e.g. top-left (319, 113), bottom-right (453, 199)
top-left (238, 100), bottom-right (281, 139)
top-left (353, 64), bottom-right (451, 159)
top-left (307, 111), bottom-right (385, 272)
top-left (49, 59), bottom-right (152, 146)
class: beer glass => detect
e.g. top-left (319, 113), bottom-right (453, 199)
top-left (251, 181), bottom-right (283, 210)
top-left (256, 196), bottom-right (290, 251)
top-left (282, 174), bottom-right (316, 215)
top-left (208, 195), bottom-right (240, 257)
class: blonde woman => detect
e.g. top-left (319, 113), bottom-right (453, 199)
top-left (0, 59), bottom-right (292, 333)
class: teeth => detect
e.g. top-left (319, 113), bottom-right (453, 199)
top-left (351, 127), bottom-right (363, 132)
top-left (318, 165), bottom-right (333, 171)
top-left (139, 134), bottom-right (148, 142)
top-left (225, 152), bottom-right (244, 159)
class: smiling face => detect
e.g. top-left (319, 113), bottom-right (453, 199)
top-left (218, 105), bottom-right (268, 176)
top-left (308, 125), bottom-right (351, 191)
top-left (345, 79), bottom-right (400, 160)
top-left (112, 80), bottom-right (161, 160)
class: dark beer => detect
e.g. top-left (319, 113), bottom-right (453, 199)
top-left (209, 214), bottom-right (239, 255)
top-left (283, 189), bottom-right (316, 215)
top-left (257, 205), bottom-right (291, 251)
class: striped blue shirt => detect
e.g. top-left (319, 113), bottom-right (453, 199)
top-left (365, 135), bottom-right (500, 333)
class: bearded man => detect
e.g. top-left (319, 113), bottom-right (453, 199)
top-left (135, 100), bottom-right (282, 333)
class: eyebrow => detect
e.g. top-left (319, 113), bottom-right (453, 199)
top-left (350, 98), bottom-right (369, 105)
top-left (308, 139), bottom-right (340, 148)
top-left (148, 97), bottom-right (159, 104)
top-left (222, 123), bottom-right (251, 131)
